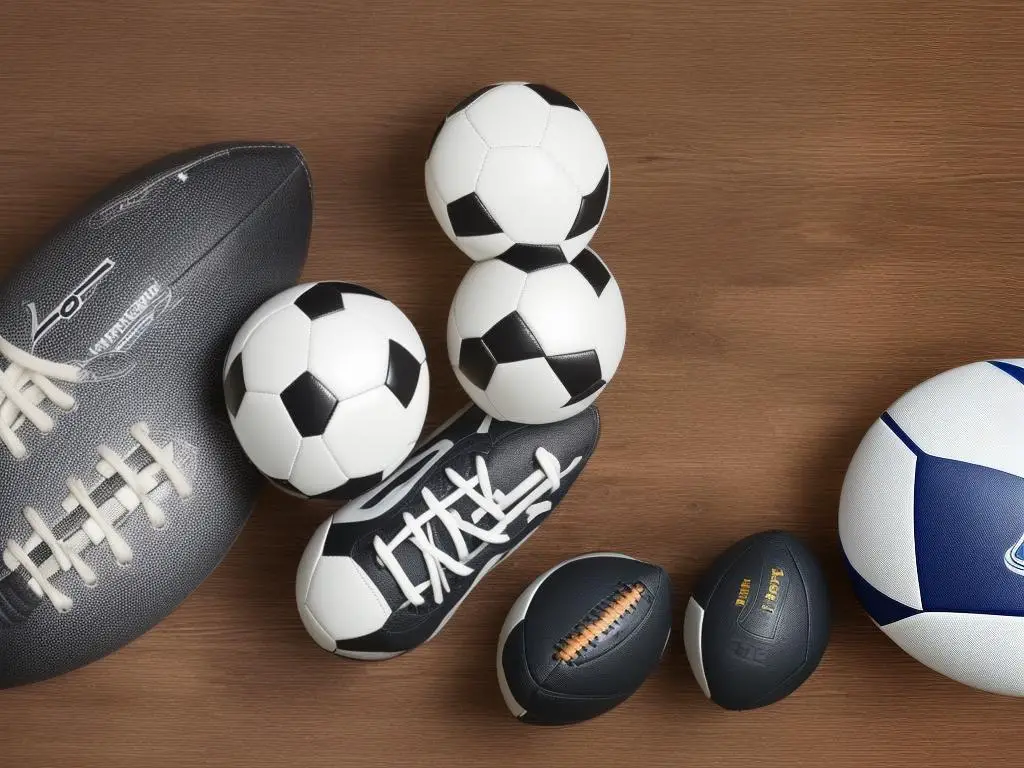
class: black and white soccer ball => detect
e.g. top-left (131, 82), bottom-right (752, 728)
top-left (224, 282), bottom-right (429, 501)
top-left (447, 248), bottom-right (625, 424)
top-left (425, 82), bottom-right (610, 262)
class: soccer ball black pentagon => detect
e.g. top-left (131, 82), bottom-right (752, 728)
top-left (224, 282), bottom-right (429, 500)
top-left (425, 82), bottom-right (610, 263)
top-left (447, 248), bottom-right (625, 424)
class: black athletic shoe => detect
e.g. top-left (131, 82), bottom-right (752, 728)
top-left (295, 403), bottom-right (600, 659)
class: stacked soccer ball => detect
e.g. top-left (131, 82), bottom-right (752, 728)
top-left (428, 82), bottom-right (627, 424)
top-left (224, 83), bottom-right (627, 505)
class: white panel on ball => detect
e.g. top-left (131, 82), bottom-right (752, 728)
top-left (307, 311), bottom-right (389, 401)
top-left (426, 111), bottom-right (488, 202)
top-left (466, 83), bottom-right (550, 148)
top-left (325, 383), bottom-right (425, 478)
top-left (518, 265), bottom-right (610, 356)
top-left (446, 309), bottom-right (463, 371)
top-left (232, 392), bottom-right (301, 480)
top-left (882, 612), bottom-right (1024, 696)
top-left (424, 167), bottom-right (455, 241)
top-left (476, 147), bottom-right (581, 243)
top-left (888, 360), bottom-right (1024, 478)
top-left (339, 293), bottom-right (425, 361)
top-left (561, 231), bottom-right (599, 263)
top-left (224, 283), bottom-right (312, 372)
top-left (541, 107), bottom-right (609, 193)
top-left (304, 556), bottom-right (390, 642)
top-left (296, 517), bottom-right (329, 605)
top-left (487, 358), bottom-right (574, 424)
top-left (298, 604), bottom-right (336, 653)
top-left (839, 418), bottom-right (923, 611)
top-left (451, 260), bottom-right (527, 338)
top-left (593, 280), bottom-right (627, 379)
top-left (240, 304), bottom-right (311, 394)
top-left (386, 369), bottom-right (430, 475)
top-left (289, 436), bottom-right (349, 497)
top-left (453, 366), bottom-right (506, 421)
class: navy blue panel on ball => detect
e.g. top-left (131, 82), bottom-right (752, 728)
top-left (842, 552), bottom-right (919, 626)
top-left (989, 360), bottom-right (1024, 386)
top-left (913, 452), bottom-right (1024, 616)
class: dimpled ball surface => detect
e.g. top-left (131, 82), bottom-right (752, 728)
top-left (0, 143), bottom-right (311, 687)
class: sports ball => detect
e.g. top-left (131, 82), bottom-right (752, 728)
top-left (447, 248), bottom-right (625, 424)
top-left (0, 143), bottom-right (311, 687)
top-left (498, 553), bottom-right (672, 725)
top-left (683, 531), bottom-right (830, 709)
top-left (840, 359), bottom-right (1024, 696)
top-left (224, 282), bottom-right (429, 501)
top-left (425, 82), bottom-right (610, 262)
top-left (296, 404), bottom-right (600, 659)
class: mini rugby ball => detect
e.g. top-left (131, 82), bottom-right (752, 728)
top-left (497, 553), bottom-right (672, 725)
top-left (683, 531), bottom-right (830, 709)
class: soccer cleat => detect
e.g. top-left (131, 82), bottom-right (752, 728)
top-left (295, 404), bottom-right (600, 659)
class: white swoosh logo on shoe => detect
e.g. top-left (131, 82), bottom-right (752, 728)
top-left (334, 440), bottom-right (454, 524)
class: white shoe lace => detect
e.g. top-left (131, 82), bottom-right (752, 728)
top-left (374, 447), bottom-right (581, 607)
top-left (2, 422), bottom-right (193, 613)
top-left (0, 335), bottom-right (81, 459)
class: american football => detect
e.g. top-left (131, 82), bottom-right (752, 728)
top-left (0, 143), bottom-right (312, 687)
top-left (497, 553), bottom-right (672, 725)
top-left (683, 530), bottom-right (830, 709)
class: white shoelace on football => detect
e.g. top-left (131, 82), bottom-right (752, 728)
top-left (0, 335), bottom-right (81, 459)
top-left (374, 447), bottom-right (581, 607)
top-left (2, 422), bottom-right (192, 613)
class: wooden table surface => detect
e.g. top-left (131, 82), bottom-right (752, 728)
top-left (0, 1), bottom-right (1021, 766)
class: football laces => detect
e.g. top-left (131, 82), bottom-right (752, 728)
top-left (2, 422), bottom-right (193, 613)
top-left (0, 335), bottom-right (81, 459)
top-left (374, 448), bottom-right (580, 607)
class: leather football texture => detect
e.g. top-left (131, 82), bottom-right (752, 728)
top-left (0, 142), bottom-right (312, 687)
top-left (683, 530), bottom-right (830, 709)
top-left (498, 552), bottom-right (672, 725)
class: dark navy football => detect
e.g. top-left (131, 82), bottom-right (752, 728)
top-left (0, 143), bottom-right (311, 687)
top-left (683, 530), bottom-right (831, 709)
top-left (498, 553), bottom-right (672, 725)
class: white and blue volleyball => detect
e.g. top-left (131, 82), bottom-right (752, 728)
top-left (840, 360), bottom-right (1024, 695)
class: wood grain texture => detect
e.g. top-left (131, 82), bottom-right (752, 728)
top-left (0, 1), bottom-right (1021, 765)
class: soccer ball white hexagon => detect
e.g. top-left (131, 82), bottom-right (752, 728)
top-left (447, 248), bottom-right (625, 424)
top-left (224, 282), bottom-right (429, 500)
top-left (425, 82), bottom-right (610, 262)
